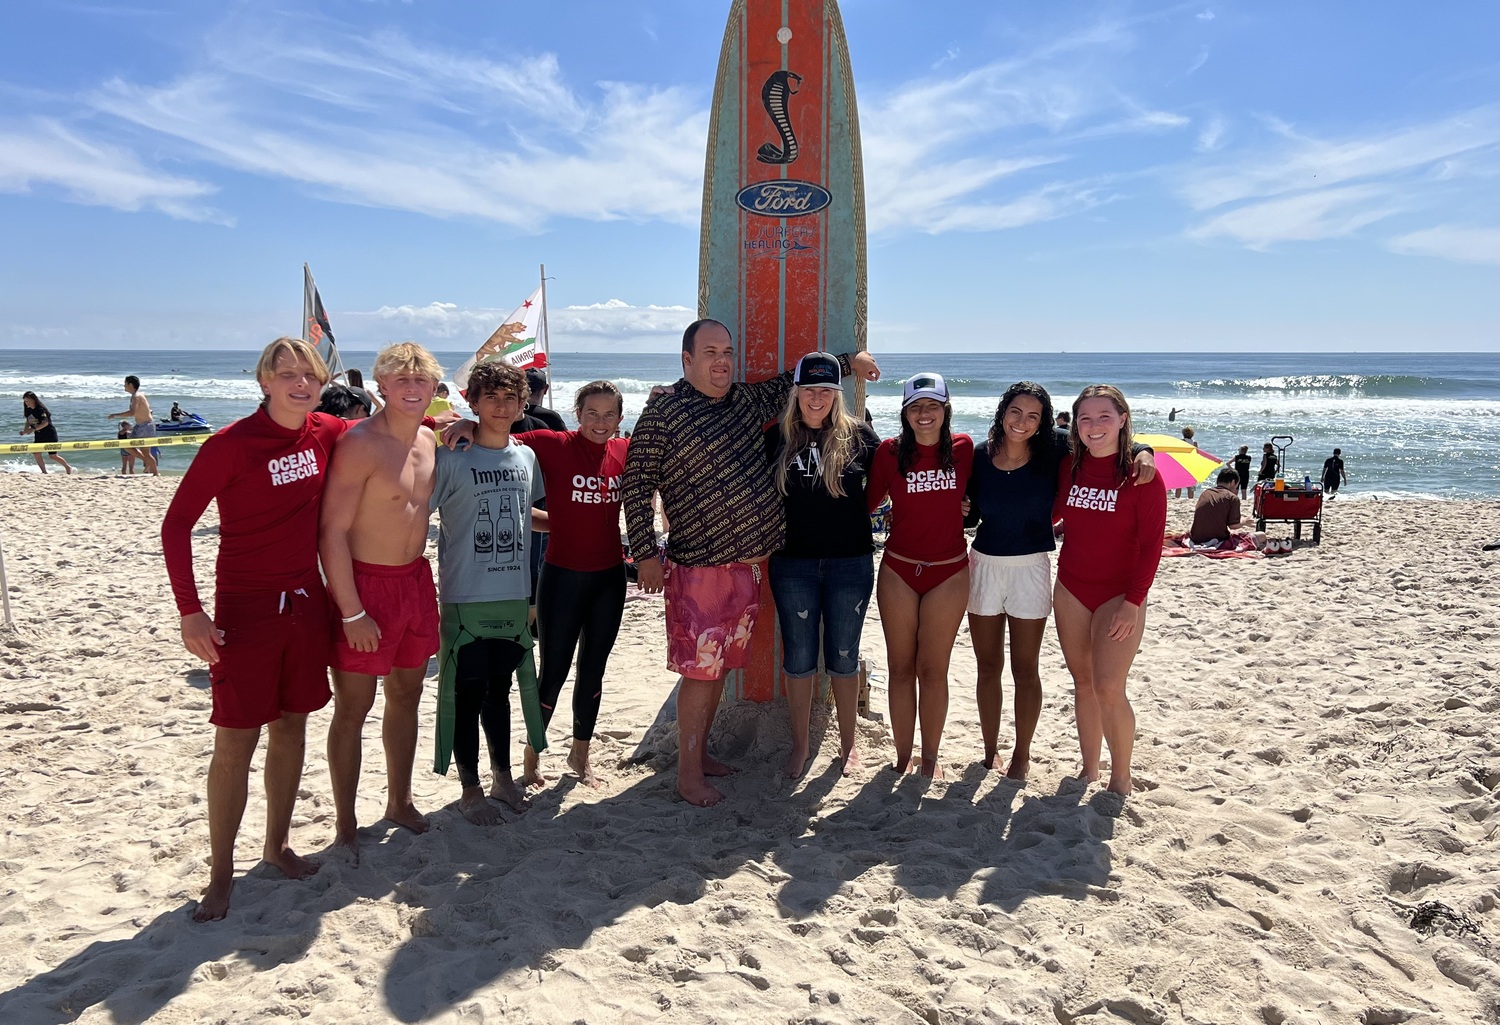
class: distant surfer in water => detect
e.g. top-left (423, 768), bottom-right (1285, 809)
top-left (1168, 407), bottom-right (1187, 423)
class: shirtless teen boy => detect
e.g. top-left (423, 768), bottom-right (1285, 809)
top-left (319, 343), bottom-right (444, 858)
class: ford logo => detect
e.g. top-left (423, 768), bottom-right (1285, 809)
top-left (735, 180), bottom-right (832, 217)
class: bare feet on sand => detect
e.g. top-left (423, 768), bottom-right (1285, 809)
top-left (981, 751), bottom-right (998, 771)
top-left (702, 754), bottom-right (740, 777)
top-left (193, 880), bottom-right (233, 923)
top-left (263, 843), bottom-right (319, 881)
top-left (782, 744), bottom-right (811, 779)
top-left (331, 824), bottom-right (361, 864)
top-left (567, 743), bottom-right (602, 788)
top-left (385, 800), bottom-right (431, 836)
top-left (1078, 766), bottom-right (1101, 785)
top-left (1106, 772), bottom-right (1132, 797)
top-left (521, 744), bottom-right (549, 789)
top-left (459, 786), bottom-right (501, 825)
top-left (840, 746), bottom-right (861, 777)
top-left (677, 780), bottom-right (725, 807)
top-left (915, 757), bottom-right (944, 780)
top-left (488, 775), bottom-right (531, 813)
top-left (1005, 753), bottom-right (1030, 782)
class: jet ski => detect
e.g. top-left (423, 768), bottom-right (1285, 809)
top-left (155, 412), bottom-right (214, 434)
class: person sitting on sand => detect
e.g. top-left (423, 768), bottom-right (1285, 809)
top-left (1053, 385), bottom-right (1167, 797)
top-left (621, 320), bottom-right (880, 806)
top-left (160, 337), bottom-right (339, 922)
top-left (1190, 469), bottom-right (1243, 544)
top-left (320, 343), bottom-right (446, 858)
top-left (430, 359), bottom-right (550, 823)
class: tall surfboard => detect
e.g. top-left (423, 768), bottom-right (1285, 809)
top-left (700, 0), bottom-right (868, 702)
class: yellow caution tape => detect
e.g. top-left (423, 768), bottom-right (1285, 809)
top-left (4, 433), bottom-right (210, 455)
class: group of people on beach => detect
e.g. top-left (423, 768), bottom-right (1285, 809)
top-left (160, 324), bottom-right (1169, 922)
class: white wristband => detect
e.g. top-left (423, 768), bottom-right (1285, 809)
top-left (341, 610), bottom-right (367, 624)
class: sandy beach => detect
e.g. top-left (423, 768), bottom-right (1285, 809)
top-left (0, 472), bottom-right (1496, 1024)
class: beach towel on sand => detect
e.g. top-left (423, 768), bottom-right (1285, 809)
top-left (1161, 533), bottom-right (1263, 560)
top-left (434, 600), bottom-right (548, 776)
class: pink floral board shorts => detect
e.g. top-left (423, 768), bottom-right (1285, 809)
top-left (663, 560), bottom-right (761, 681)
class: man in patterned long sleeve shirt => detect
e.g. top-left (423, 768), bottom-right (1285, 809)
top-left (622, 319), bottom-right (880, 806)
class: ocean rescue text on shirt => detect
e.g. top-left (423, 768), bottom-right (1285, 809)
top-left (268, 449), bottom-right (318, 486)
top-left (572, 473), bottom-right (620, 504)
top-left (906, 468), bottom-right (957, 493)
top-left (1066, 484), bottom-right (1119, 512)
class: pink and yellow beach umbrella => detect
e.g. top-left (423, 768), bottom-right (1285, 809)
top-left (1132, 433), bottom-right (1224, 491)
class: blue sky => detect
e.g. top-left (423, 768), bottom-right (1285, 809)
top-left (1, 1), bottom-right (1495, 352)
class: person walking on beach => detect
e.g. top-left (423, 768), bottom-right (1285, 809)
top-left (1053, 385), bottom-right (1167, 797)
top-left (1233, 446), bottom-right (1253, 499)
top-left (1256, 442), bottom-right (1278, 488)
top-left (19, 391), bottom-right (73, 474)
top-left (515, 380), bottom-right (630, 790)
top-left (966, 382), bottom-right (1157, 780)
top-left (430, 359), bottom-right (549, 823)
top-left (1172, 426), bottom-right (1199, 499)
top-left (117, 421), bottom-right (136, 474)
top-left (766, 353), bottom-right (880, 779)
top-left (107, 375), bottom-right (158, 476)
top-left (621, 320), bottom-right (879, 806)
top-left (866, 373), bottom-right (972, 780)
top-left (160, 337), bottom-right (338, 922)
top-left (320, 343), bottom-right (445, 858)
top-left (1322, 448), bottom-right (1348, 498)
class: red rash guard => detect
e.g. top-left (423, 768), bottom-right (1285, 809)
top-left (162, 408), bottom-right (351, 615)
top-left (867, 434), bottom-right (974, 563)
top-left (1053, 451), bottom-right (1168, 610)
top-left (515, 430), bottom-right (630, 572)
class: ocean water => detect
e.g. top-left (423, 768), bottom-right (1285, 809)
top-left (3, 349), bottom-right (1496, 499)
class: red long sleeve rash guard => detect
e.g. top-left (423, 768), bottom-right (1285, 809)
top-left (866, 435), bottom-right (974, 563)
top-left (514, 429), bottom-right (630, 572)
top-left (161, 409), bottom-right (350, 615)
top-left (1053, 451), bottom-right (1168, 608)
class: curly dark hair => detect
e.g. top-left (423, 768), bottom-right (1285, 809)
top-left (896, 398), bottom-right (954, 475)
top-left (466, 359), bottom-right (527, 402)
top-left (986, 381), bottom-right (1055, 463)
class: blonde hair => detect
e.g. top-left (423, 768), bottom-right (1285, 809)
top-left (774, 386), bottom-right (862, 498)
top-left (1068, 384), bottom-right (1134, 485)
top-left (372, 342), bottom-right (444, 383)
top-left (255, 337), bottom-right (330, 388)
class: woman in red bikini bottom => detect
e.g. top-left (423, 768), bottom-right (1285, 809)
top-left (1052, 385), bottom-right (1167, 797)
top-left (866, 373), bottom-right (974, 778)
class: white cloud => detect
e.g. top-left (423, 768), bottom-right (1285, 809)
top-left (1186, 185), bottom-right (1399, 249)
top-left (1387, 225), bottom-right (1499, 264)
top-left (346, 298), bottom-right (694, 346)
top-left (1196, 10), bottom-right (1215, 21)
top-left (1195, 116), bottom-right (1226, 152)
top-left (1181, 109), bottom-right (1499, 250)
top-left (0, 117), bottom-right (226, 222)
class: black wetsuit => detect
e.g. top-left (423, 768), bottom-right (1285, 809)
top-left (535, 564), bottom-right (626, 741)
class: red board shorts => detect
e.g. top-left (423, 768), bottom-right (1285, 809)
top-left (209, 584), bottom-right (332, 729)
top-left (663, 560), bottom-right (761, 681)
top-left (330, 558), bottom-right (440, 677)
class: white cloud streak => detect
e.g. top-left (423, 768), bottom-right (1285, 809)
top-left (1387, 225), bottom-right (1499, 264)
top-left (1181, 108), bottom-right (1499, 253)
top-left (346, 298), bottom-right (694, 346)
top-left (0, 117), bottom-right (226, 222)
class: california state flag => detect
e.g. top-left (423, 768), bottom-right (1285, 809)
top-left (484, 287), bottom-right (546, 370)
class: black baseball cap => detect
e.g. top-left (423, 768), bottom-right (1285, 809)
top-left (793, 352), bottom-right (841, 387)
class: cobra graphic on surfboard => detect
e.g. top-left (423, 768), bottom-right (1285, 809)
top-left (756, 69), bottom-right (803, 164)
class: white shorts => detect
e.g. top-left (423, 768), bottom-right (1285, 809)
top-left (967, 550), bottom-right (1052, 619)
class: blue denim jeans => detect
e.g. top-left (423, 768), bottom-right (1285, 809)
top-left (768, 554), bottom-right (875, 678)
